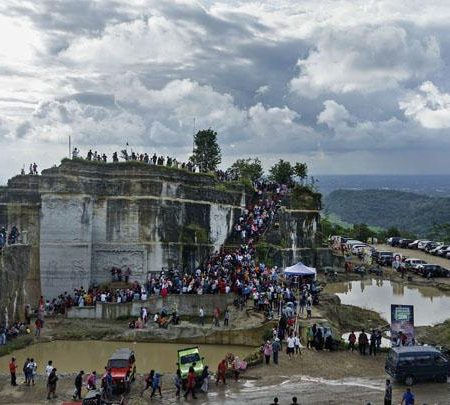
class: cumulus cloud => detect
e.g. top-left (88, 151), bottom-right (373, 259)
top-left (10, 75), bottom-right (318, 153)
top-left (2, 0), bottom-right (450, 181)
top-left (317, 100), bottom-right (351, 128)
top-left (60, 16), bottom-right (201, 67)
top-left (399, 81), bottom-right (450, 129)
top-left (290, 26), bottom-right (440, 97)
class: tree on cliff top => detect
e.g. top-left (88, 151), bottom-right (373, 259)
top-left (230, 158), bottom-right (263, 182)
top-left (269, 159), bottom-right (293, 185)
top-left (293, 162), bottom-right (308, 185)
top-left (190, 129), bottom-right (221, 172)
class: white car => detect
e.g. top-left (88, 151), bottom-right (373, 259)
top-left (351, 244), bottom-right (368, 254)
top-left (403, 258), bottom-right (427, 271)
top-left (417, 240), bottom-right (432, 250)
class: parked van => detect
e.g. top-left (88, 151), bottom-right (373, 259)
top-left (385, 346), bottom-right (449, 385)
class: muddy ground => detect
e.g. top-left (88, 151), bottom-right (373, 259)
top-left (0, 348), bottom-right (449, 405)
top-left (1, 264), bottom-right (449, 404)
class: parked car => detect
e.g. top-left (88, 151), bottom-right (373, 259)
top-left (387, 237), bottom-right (402, 247)
top-left (376, 251), bottom-right (394, 266)
top-left (106, 348), bottom-right (136, 393)
top-left (351, 244), bottom-right (368, 254)
top-left (430, 244), bottom-right (446, 255)
top-left (408, 240), bottom-right (421, 249)
top-left (424, 242), bottom-right (441, 253)
top-left (438, 246), bottom-right (450, 257)
top-left (403, 258), bottom-right (427, 271)
top-left (416, 264), bottom-right (450, 278)
top-left (385, 346), bottom-right (449, 385)
top-left (417, 240), bottom-right (432, 250)
top-left (399, 239), bottom-right (414, 248)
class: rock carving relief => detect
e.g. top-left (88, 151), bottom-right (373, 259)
top-left (93, 250), bottom-right (145, 277)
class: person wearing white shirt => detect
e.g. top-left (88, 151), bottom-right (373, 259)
top-left (294, 333), bottom-right (301, 355)
top-left (287, 335), bottom-right (295, 359)
top-left (100, 293), bottom-right (107, 302)
top-left (45, 360), bottom-right (54, 377)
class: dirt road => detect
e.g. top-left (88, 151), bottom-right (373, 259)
top-left (1, 349), bottom-right (449, 404)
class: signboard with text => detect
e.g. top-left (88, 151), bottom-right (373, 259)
top-left (391, 304), bottom-right (414, 346)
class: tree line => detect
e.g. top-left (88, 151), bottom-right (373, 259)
top-left (190, 129), bottom-right (310, 185)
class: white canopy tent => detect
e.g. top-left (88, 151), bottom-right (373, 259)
top-left (283, 262), bottom-right (317, 335)
top-left (284, 262), bottom-right (317, 279)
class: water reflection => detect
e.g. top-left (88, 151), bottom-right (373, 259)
top-left (0, 341), bottom-right (253, 375)
top-left (325, 279), bottom-right (450, 326)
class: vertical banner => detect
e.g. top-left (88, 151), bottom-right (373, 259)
top-left (391, 304), bottom-right (414, 346)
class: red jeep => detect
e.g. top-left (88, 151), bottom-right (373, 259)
top-left (106, 348), bottom-right (136, 393)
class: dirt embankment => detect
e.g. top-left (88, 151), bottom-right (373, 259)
top-left (416, 320), bottom-right (450, 348)
top-left (317, 294), bottom-right (388, 336)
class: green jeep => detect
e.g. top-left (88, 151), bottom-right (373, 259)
top-left (177, 346), bottom-right (204, 381)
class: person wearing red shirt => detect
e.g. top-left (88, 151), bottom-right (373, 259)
top-left (184, 366), bottom-right (197, 400)
top-left (216, 359), bottom-right (227, 385)
top-left (9, 357), bottom-right (17, 386)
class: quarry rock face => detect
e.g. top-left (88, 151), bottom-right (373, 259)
top-left (0, 245), bottom-right (32, 324)
top-left (0, 159), bottom-right (323, 320)
top-left (0, 160), bottom-right (244, 301)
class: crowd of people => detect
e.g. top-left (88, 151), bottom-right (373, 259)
top-left (74, 147), bottom-right (201, 173)
top-left (347, 329), bottom-right (384, 356)
top-left (38, 179), bottom-right (322, 334)
top-left (0, 322), bottom-right (30, 346)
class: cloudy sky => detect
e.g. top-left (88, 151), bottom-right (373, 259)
top-left (1, 0), bottom-right (450, 183)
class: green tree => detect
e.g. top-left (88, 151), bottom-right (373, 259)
top-left (427, 223), bottom-right (450, 243)
top-left (190, 129), bottom-right (221, 172)
top-left (230, 158), bottom-right (263, 182)
top-left (293, 162), bottom-right (308, 185)
top-left (352, 223), bottom-right (374, 243)
top-left (269, 159), bottom-right (293, 184)
top-left (386, 227), bottom-right (401, 237)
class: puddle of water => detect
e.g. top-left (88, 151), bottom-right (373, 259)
top-left (220, 375), bottom-right (449, 404)
top-left (0, 340), bottom-right (253, 375)
top-left (325, 279), bottom-right (450, 326)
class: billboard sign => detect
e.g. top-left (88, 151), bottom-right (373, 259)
top-left (391, 304), bottom-right (414, 346)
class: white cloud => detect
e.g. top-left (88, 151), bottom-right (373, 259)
top-left (317, 100), bottom-right (351, 128)
top-left (399, 81), bottom-right (450, 129)
top-left (255, 85), bottom-right (270, 97)
top-left (290, 26), bottom-right (440, 97)
top-left (16, 99), bottom-right (146, 145)
top-left (60, 16), bottom-right (203, 68)
top-left (2, 0), bottom-right (450, 181)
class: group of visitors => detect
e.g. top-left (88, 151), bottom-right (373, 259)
top-left (44, 282), bottom-right (148, 315)
top-left (74, 147), bottom-right (201, 173)
top-left (7, 356), bottom-right (103, 402)
top-left (0, 225), bottom-right (20, 249)
top-left (305, 324), bottom-right (336, 351)
top-left (347, 329), bottom-right (383, 356)
top-left (0, 321), bottom-right (30, 346)
top-left (140, 353), bottom-right (244, 401)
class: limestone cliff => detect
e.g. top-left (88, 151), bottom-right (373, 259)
top-left (0, 159), bottom-right (245, 299)
top-left (0, 245), bottom-right (31, 323)
top-left (0, 159), bottom-right (325, 311)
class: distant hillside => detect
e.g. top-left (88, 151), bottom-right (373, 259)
top-left (324, 189), bottom-right (450, 237)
